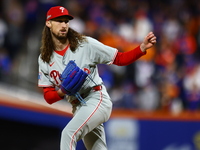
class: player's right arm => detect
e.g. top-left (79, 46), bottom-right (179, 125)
top-left (38, 56), bottom-right (65, 104)
top-left (43, 87), bottom-right (65, 104)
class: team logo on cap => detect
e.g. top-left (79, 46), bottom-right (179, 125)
top-left (60, 7), bottom-right (65, 13)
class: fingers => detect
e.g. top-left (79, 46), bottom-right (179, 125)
top-left (147, 32), bottom-right (156, 39)
top-left (147, 32), bottom-right (156, 44)
top-left (150, 37), bottom-right (156, 44)
top-left (141, 32), bottom-right (157, 52)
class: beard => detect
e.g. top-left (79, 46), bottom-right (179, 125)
top-left (52, 31), bottom-right (67, 40)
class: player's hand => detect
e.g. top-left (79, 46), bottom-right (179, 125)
top-left (140, 32), bottom-right (156, 52)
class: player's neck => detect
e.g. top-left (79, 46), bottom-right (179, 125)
top-left (54, 39), bottom-right (69, 51)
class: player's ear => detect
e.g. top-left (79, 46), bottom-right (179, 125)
top-left (46, 21), bottom-right (51, 28)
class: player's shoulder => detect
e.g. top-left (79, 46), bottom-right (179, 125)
top-left (38, 54), bottom-right (42, 62)
top-left (38, 54), bottom-right (48, 66)
top-left (38, 54), bottom-right (44, 63)
top-left (85, 36), bottom-right (99, 42)
top-left (84, 36), bottom-right (104, 46)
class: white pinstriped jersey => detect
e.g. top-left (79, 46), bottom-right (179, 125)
top-left (38, 36), bottom-right (118, 101)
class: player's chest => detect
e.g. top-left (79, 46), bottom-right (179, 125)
top-left (49, 54), bottom-right (87, 73)
top-left (47, 53), bottom-right (92, 83)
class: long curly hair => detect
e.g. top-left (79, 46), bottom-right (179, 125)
top-left (40, 27), bottom-right (86, 63)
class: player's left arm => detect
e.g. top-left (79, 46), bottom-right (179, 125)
top-left (113, 32), bottom-right (156, 66)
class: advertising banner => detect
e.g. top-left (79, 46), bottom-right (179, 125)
top-left (105, 118), bottom-right (200, 150)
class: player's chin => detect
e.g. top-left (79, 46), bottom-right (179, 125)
top-left (58, 34), bottom-right (67, 39)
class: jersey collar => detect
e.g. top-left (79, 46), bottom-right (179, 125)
top-left (54, 44), bottom-right (70, 56)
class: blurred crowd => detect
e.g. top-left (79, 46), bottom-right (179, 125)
top-left (0, 0), bottom-right (200, 113)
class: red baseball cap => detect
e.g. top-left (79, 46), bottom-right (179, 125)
top-left (46, 6), bottom-right (74, 21)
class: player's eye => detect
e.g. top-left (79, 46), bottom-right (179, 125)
top-left (56, 20), bottom-right (69, 23)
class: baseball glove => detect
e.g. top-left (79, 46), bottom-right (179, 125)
top-left (60, 60), bottom-right (88, 95)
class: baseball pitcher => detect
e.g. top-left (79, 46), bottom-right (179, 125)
top-left (38, 6), bottom-right (156, 150)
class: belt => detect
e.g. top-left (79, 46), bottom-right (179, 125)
top-left (70, 85), bottom-right (102, 105)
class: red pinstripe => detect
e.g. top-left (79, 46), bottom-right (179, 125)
top-left (69, 91), bottom-right (103, 150)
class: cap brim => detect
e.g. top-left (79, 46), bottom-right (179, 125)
top-left (66, 15), bottom-right (74, 20)
top-left (53, 15), bottom-right (74, 20)
top-left (48, 14), bottom-right (74, 21)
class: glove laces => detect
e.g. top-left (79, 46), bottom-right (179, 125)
top-left (75, 74), bottom-right (98, 105)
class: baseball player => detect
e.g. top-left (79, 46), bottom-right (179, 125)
top-left (38, 6), bottom-right (156, 150)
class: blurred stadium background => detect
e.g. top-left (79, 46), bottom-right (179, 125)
top-left (0, 0), bottom-right (200, 150)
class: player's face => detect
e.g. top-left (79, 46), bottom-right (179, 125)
top-left (46, 16), bottom-right (70, 39)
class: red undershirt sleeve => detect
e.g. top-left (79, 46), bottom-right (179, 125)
top-left (113, 46), bottom-right (146, 66)
top-left (43, 87), bottom-right (64, 104)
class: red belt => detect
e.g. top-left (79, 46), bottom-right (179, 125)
top-left (70, 85), bottom-right (102, 105)
top-left (92, 85), bottom-right (102, 91)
